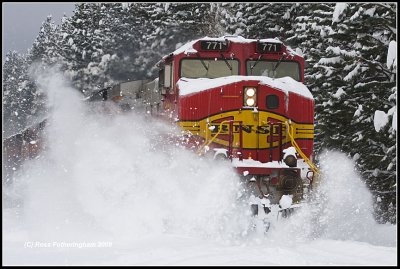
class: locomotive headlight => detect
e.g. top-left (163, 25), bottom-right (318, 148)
top-left (245, 87), bottom-right (256, 97)
top-left (244, 87), bottom-right (257, 107)
top-left (246, 98), bottom-right (255, 106)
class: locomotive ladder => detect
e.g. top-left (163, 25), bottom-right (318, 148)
top-left (198, 121), bottom-right (284, 161)
top-left (197, 120), bottom-right (321, 190)
top-left (267, 122), bottom-right (284, 162)
top-left (227, 120), bottom-right (243, 159)
top-left (197, 120), bottom-right (243, 158)
top-left (284, 120), bottom-right (320, 190)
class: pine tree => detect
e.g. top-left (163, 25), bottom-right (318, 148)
top-left (5, 3), bottom-right (395, 223)
top-left (29, 15), bottom-right (59, 65)
top-left (3, 52), bottom-right (33, 136)
top-left (25, 15), bottom-right (59, 124)
top-left (301, 3), bottom-right (396, 223)
top-left (56, 3), bottom-right (107, 94)
top-left (136, 3), bottom-right (227, 79)
top-left (113, 3), bottom-right (156, 80)
top-left (220, 3), bottom-right (302, 40)
top-left (342, 3), bottom-right (396, 224)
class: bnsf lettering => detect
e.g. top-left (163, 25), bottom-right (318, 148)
top-left (240, 125), bottom-right (253, 134)
top-left (210, 124), bottom-right (279, 135)
top-left (211, 124), bottom-right (253, 134)
top-left (210, 124), bottom-right (229, 133)
top-left (256, 125), bottom-right (269, 134)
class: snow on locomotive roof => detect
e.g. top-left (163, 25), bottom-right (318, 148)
top-left (177, 76), bottom-right (313, 99)
top-left (169, 36), bottom-right (288, 57)
top-left (171, 40), bottom-right (198, 56)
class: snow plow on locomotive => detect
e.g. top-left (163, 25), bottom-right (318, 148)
top-left (103, 36), bottom-right (319, 220)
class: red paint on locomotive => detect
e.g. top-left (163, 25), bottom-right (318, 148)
top-left (157, 37), bottom-right (314, 168)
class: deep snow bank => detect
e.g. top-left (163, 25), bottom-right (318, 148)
top-left (4, 69), bottom-right (249, 244)
top-left (3, 70), bottom-right (396, 265)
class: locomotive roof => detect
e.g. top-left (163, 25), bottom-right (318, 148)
top-left (165, 35), bottom-right (301, 60)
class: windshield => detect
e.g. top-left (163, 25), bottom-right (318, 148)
top-left (180, 58), bottom-right (239, 79)
top-left (246, 60), bottom-right (300, 81)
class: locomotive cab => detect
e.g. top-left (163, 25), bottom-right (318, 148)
top-left (156, 36), bottom-right (317, 215)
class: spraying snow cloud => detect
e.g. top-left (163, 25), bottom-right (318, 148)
top-left (3, 68), bottom-right (396, 266)
top-left (5, 68), bottom-right (249, 245)
top-left (265, 150), bottom-right (396, 247)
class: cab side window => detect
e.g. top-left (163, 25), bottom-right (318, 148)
top-left (266, 95), bottom-right (279, 109)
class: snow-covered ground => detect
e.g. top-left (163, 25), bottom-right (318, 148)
top-left (3, 71), bottom-right (397, 265)
top-left (4, 228), bottom-right (396, 265)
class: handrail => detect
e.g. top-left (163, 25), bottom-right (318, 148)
top-left (197, 120), bottom-right (231, 155)
top-left (284, 121), bottom-right (320, 189)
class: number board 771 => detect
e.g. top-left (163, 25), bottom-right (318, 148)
top-left (257, 42), bottom-right (282, 53)
top-left (200, 40), bottom-right (228, 51)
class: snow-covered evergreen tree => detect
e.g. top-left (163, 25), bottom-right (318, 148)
top-left (3, 52), bottom-right (34, 137)
top-left (303, 3), bottom-right (396, 223)
top-left (287, 3), bottom-right (336, 156)
top-left (29, 15), bottom-right (59, 65)
top-left (56, 3), bottom-right (107, 94)
top-left (134, 3), bottom-right (227, 78)
top-left (220, 3), bottom-right (302, 40)
top-left (3, 3), bottom-right (396, 223)
top-left (343, 3), bottom-right (397, 224)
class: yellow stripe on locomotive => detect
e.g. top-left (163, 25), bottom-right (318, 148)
top-left (178, 110), bottom-right (314, 149)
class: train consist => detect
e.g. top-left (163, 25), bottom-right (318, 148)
top-left (3, 119), bottom-right (47, 184)
top-left (106, 36), bottom-right (319, 217)
top-left (3, 36), bottom-right (318, 220)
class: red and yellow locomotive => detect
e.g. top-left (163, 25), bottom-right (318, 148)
top-left (109, 36), bottom-right (318, 213)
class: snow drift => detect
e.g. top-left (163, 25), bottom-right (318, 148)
top-left (3, 69), bottom-right (396, 265)
top-left (264, 150), bottom-right (396, 247)
top-left (4, 69), bottom-right (250, 244)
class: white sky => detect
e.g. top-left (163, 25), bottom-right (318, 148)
top-left (2, 2), bottom-right (75, 60)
